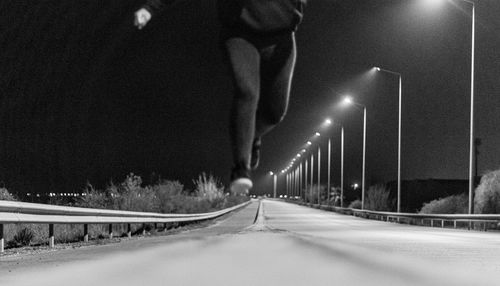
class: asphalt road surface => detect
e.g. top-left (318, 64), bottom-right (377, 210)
top-left (2, 199), bottom-right (500, 286)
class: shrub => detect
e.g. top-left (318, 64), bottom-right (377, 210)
top-left (0, 187), bottom-right (16, 201)
top-left (12, 228), bottom-right (35, 247)
top-left (348, 199), bottom-right (362, 209)
top-left (77, 183), bottom-right (110, 209)
top-left (77, 173), bottom-right (245, 214)
top-left (365, 185), bottom-right (395, 211)
top-left (474, 169), bottom-right (500, 214)
top-left (153, 180), bottom-right (185, 213)
top-left (419, 193), bottom-right (468, 214)
top-left (329, 187), bottom-right (342, 206)
top-left (3, 173), bottom-right (250, 250)
top-left (193, 173), bottom-right (225, 202)
top-left (304, 184), bottom-right (327, 204)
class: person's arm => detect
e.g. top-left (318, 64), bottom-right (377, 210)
top-left (134, 0), bottom-right (178, 29)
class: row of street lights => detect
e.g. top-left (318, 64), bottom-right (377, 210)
top-left (270, 66), bottom-right (399, 210)
top-left (271, 0), bottom-right (476, 214)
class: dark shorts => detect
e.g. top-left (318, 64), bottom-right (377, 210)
top-left (219, 24), bottom-right (294, 51)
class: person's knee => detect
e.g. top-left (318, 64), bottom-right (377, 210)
top-left (234, 81), bottom-right (259, 104)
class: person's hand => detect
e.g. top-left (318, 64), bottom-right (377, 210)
top-left (134, 8), bottom-right (152, 30)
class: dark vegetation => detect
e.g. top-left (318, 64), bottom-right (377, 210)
top-left (0, 173), bottom-right (248, 249)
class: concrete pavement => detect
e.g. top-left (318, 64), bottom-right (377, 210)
top-left (2, 199), bottom-right (499, 286)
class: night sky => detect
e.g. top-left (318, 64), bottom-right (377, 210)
top-left (1, 0), bottom-right (500, 196)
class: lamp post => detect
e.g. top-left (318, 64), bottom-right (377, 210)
top-left (375, 66), bottom-right (402, 213)
top-left (299, 162), bottom-right (303, 200)
top-left (323, 119), bottom-right (333, 205)
top-left (341, 126), bottom-right (345, 207)
top-left (342, 96), bottom-right (367, 210)
top-left (286, 173), bottom-right (289, 198)
top-left (324, 119), bottom-right (344, 207)
top-left (327, 138), bottom-right (331, 204)
top-left (317, 147), bottom-right (321, 205)
top-left (273, 174), bottom-right (277, 198)
top-left (269, 172), bottom-right (277, 198)
top-left (310, 154), bottom-right (314, 204)
top-left (426, 0), bottom-right (475, 214)
top-left (305, 159), bottom-right (308, 203)
top-left (464, 0), bottom-right (475, 215)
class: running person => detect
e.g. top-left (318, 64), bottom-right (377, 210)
top-left (134, 0), bottom-right (306, 194)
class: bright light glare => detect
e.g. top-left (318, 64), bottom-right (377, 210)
top-left (374, 67), bottom-right (381, 71)
top-left (269, 171), bottom-right (274, 176)
top-left (420, 0), bottom-right (446, 9)
top-left (342, 96), bottom-right (353, 106)
top-left (307, 141), bottom-right (312, 145)
top-left (315, 132), bottom-right (321, 137)
top-left (324, 119), bottom-right (332, 125)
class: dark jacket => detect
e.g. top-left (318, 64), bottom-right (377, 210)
top-left (142, 0), bottom-right (306, 33)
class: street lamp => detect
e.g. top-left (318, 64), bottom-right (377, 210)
top-left (323, 118), bottom-right (345, 207)
top-left (269, 172), bottom-right (277, 198)
top-left (463, 0), bottom-right (476, 216)
top-left (341, 126), bottom-right (345, 207)
top-left (342, 96), bottom-right (367, 210)
top-left (424, 0), bottom-right (475, 214)
top-left (317, 146), bottom-right (321, 204)
top-left (374, 66), bottom-right (402, 213)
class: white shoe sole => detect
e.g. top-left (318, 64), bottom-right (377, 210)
top-left (230, 178), bottom-right (253, 195)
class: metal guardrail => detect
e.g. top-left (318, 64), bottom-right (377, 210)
top-left (0, 200), bottom-right (251, 252)
top-left (292, 201), bottom-right (500, 230)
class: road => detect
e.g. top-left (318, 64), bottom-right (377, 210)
top-left (2, 199), bottom-right (500, 286)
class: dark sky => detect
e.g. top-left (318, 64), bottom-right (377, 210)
top-left (1, 0), bottom-right (500, 195)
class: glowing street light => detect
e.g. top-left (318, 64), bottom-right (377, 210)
top-left (315, 132), bottom-right (321, 137)
top-left (421, 0), bottom-right (476, 215)
top-left (324, 118), bottom-right (332, 125)
top-left (341, 96), bottom-right (367, 210)
top-left (374, 66), bottom-right (403, 213)
top-left (460, 0), bottom-right (476, 216)
top-left (322, 118), bottom-right (345, 206)
top-left (342, 96), bottom-right (353, 106)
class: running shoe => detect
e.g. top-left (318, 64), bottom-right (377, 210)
top-left (230, 165), bottom-right (253, 195)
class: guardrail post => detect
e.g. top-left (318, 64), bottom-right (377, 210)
top-left (108, 224), bottom-right (113, 239)
top-left (453, 221), bottom-right (457, 229)
top-left (142, 223), bottom-right (146, 236)
top-left (441, 220), bottom-right (444, 228)
top-left (163, 223), bottom-right (168, 232)
top-left (49, 224), bottom-right (55, 248)
top-left (430, 220), bottom-right (434, 227)
top-left (84, 224), bottom-right (89, 242)
top-left (0, 224), bottom-right (4, 253)
top-left (127, 224), bottom-right (132, 238)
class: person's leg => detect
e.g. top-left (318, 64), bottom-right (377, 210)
top-left (224, 36), bottom-right (261, 191)
top-left (255, 33), bottom-right (296, 139)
